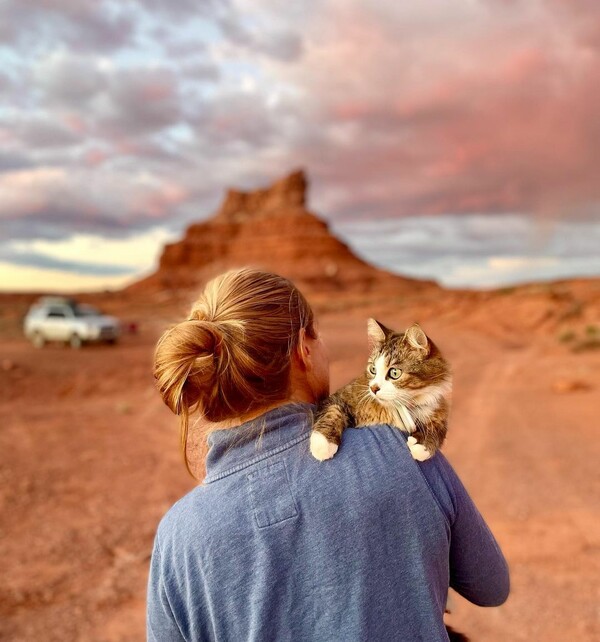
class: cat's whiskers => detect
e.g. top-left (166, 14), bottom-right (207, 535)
top-left (390, 391), bottom-right (416, 408)
top-left (356, 385), bottom-right (374, 415)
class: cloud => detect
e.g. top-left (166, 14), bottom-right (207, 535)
top-left (131, 0), bottom-right (305, 62)
top-left (257, 0), bottom-right (600, 221)
top-left (0, 151), bottom-right (33, 173)
top-left (1, 0), bottom-right (599, 291)
top-left (1, 226), bottom-right (175, 275)
top-left (0, 261), bottom-right (138, 293)
top-left (332, 214), bottom-right (600, 287)
top-left (93, 66), bottom-right (183, 136)
top-left (216, 13), bottom-right (304, 62)
top-left (0, 226), bottom-right (178, 291)
top-left (34, 50), bottom-right (104, 107)
top-left (30, 52), bottom-right (183, 136)
top-left (486, 256), bottom-right (559, 272)
top-left (443, 254), bottom-right (600, 288)
top-left (0, 0), bottom-right (134, 52)
top-left (130, 0), bottom-right (223, 20)
top-left (0, 248), bottom-right (135, 276)
top-left (7, 227), bottom-right (177, 268)
top-left (8, 113), bottom-right (79, 148)
top-left (0, 168), bottom-right (190, 241)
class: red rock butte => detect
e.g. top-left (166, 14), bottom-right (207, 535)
top-left (126, 169), bottom-right (438, 296)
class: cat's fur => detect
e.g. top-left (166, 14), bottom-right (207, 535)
top-left (310, 318), bottom-right (452, 462)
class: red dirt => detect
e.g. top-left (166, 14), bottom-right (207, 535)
top-left (1, 283), bottom-right (598, 641)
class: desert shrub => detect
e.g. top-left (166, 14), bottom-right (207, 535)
top-left (585, 324), bottom-right (599, 337)
top-left (558, 329), bottom-right (576, 343)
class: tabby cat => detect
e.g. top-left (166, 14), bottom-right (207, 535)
top-left (310, 318), bottom-right (452, 462)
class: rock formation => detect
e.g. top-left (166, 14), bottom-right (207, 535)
top-left (127, 169), bottom-right (436, 297)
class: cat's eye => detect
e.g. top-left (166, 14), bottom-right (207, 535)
top-left (388, 368), bottom-right (402, 380)
top-left (368, 363), bottom-right (376, 376)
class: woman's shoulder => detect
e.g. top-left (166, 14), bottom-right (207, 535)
top-left (154, 423), bottom-right (461, 548)
top-left (332, 424), bottom-right (459, 526)
top-left (154, 481), bottom-right (223, 548)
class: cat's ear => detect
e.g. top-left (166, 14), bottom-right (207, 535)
top-left (405, 323), bottom-right (430, 355)
top-left (367, 318), bottom-right (390, 350)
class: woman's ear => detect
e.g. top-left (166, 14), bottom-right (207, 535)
top-left (295, 326), bottom-right (311, 371)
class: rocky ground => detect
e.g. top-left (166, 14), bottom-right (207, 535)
top-left (0, 279), bottom-right (598, 641)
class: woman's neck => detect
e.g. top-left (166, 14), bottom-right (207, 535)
top-left (215, 390), bottom-right (316, 430)
top-left (206, 357), bottom-right (321, 430)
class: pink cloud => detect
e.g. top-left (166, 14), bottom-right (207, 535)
top-left (84, 148), bottom-right (109, 167)
top-left (279, 0), bottom-right (600, 220)
top-left (130, 183), bottom-right (190, 219)
top-left (2, 0), bottom-right (599, 246)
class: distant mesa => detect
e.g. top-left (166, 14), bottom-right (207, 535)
top-left (215, 169), bottom-right (307, 223)
top-left (126, 168), bottom-right (436, 296)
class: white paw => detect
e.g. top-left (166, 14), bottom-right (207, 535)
top-left (310, 431), bottom-right (339, 461)
top-left (407, 436), bottom-right (432, 462)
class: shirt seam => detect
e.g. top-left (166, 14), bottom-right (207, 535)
top-left (411, 454), bottom-right (453, 532)
top-left (383, 425), bottom-right (453, 532)
top-left (202, 432), bottom-right (310, 483)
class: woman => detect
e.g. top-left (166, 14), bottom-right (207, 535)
top-left (147, 267), bottom-right (509, 641)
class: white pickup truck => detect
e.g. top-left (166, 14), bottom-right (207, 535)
top-left (23, 297), bottom-right (121, 348)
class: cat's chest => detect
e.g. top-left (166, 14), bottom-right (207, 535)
top-left (354, 402), bottom-right (417, 433)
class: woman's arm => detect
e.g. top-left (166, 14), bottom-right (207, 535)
top-left (146, 534), bottom-right (187, 642)
top-left (421, 452), bottom-right (510, 606)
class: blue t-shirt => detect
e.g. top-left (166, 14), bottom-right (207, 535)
top-left (147, 401), bottom-right (509, 641)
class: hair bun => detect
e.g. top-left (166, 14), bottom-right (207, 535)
top-left (153, 318), bottom-right (226, 416)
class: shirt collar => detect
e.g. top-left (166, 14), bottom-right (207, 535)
top-left (203, 401), bottom-right (317, 483)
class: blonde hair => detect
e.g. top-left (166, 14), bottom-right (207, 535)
top-left (153, 267), bottom-right (316, 477)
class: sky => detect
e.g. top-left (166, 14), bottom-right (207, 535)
top-left (0, 0), bottom-right (599, 291)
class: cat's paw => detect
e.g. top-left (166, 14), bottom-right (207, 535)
top-left (407, 436), bottom-right (432, 462)
top-left (310, 431), bottom-right (339, 461)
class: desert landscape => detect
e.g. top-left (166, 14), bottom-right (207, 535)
top-left (1, 171), bottom-right (598, 641)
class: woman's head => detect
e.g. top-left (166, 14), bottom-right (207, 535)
top-left (153, 267), bottom-right (329, 474)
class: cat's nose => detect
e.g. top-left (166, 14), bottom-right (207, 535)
top-left (370, 384), bottom-right (380, 394)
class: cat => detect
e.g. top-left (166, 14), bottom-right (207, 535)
top-left (309, 318), bottom-right (452, 462)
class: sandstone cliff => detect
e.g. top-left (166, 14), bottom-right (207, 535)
top-left (126, 169), bottom-right (437, 297)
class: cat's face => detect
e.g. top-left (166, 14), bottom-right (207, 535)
top-left (365, 319), bottom-right (451, 406)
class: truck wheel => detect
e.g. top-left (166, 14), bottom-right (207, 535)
top-left (31, 332), bottom-right (45, 349)
top-left (69, 333), bottom-right (83, 349)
